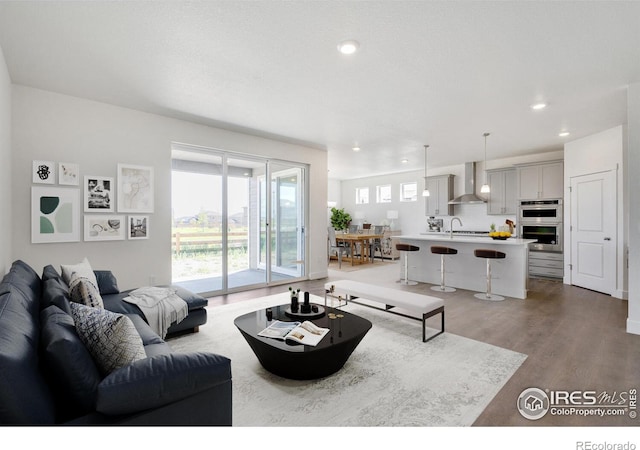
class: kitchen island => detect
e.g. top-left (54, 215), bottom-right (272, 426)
top-left (392, 234), bottom-right (537, 299)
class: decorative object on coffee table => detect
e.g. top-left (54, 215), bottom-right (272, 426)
top-left (301, 291), bottom-right (311, 314)
top-left (289, 287), bottom-right (300, 313)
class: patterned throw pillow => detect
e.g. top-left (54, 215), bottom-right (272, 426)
top-left (70, 303), bottom-right (146, 375)
top-left (69, 277), bottom-right (104, 309)
top-left (61, 257), bottom-right (99, 289)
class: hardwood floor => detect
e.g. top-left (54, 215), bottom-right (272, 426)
top-left (205, 267), bottom-right (640, 426)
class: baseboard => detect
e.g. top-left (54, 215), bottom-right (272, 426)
top-left (308, 270), bottom-right (328, 280)
top-left (626, 318), bottom-right (640, 335)
top-left (614, 288), bottom-right (628, 300)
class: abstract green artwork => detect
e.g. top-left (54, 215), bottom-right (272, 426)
top-left (32, 187), bottom-right (80, 243)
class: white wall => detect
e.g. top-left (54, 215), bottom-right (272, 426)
top-left (0, 45), bottom-right (11, 275)
top-left (563, 126), bottom-right (626, 299)
top-left (336, 150), bottom-right (564, 235)
top-left (12, 86), bottom-right (328, 289)
top-left (627, 83), bottom-right (640, 334)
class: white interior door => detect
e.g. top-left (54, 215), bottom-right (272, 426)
top-left (570, 170), bottom-right (616, 294)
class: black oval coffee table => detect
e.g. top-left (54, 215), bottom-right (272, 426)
top-left (234, 300), bottom-right (372, 380)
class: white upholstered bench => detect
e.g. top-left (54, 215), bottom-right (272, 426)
top-left (324, 280), bottom-right (445, 342)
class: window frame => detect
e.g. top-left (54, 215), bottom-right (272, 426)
top-left (400, 181), bottom-right (418, 202)
top-left (355, 187), bottom-right (369, 205)
top-left (376, 184), bottom-right (392, 203)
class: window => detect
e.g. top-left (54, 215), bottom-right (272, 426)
top-left (356, 187), bottom-right (369, 204)
top-left (376, 185), bottom-right (392, 203)
top-left (400, 182), bottom-right (417, 202)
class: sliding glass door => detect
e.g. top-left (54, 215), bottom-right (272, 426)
top-left (268, 163), bottom-right (304, 279)
top-left (171, 145), bottom-right (306, 295)
top-left (226, 156), bottom-right (266, 290)
top-left (171, 153), bottom-right (223, 294)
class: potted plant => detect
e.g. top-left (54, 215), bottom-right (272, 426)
top-left (330, 207), bottom-right (352, 232)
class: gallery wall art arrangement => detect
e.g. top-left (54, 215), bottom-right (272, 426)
top-left (30, 160), bottom-right (154, 244)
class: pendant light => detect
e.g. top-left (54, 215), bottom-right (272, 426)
top-left (480, 133), bottom-right (491, 194)
top-left (422, 144), bottom-right (430, 197)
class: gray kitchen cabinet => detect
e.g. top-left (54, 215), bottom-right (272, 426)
top-left (486, 168), bottom-right (517, 215)
top-left (424, 174), bottom-right (454, 216)
top-left (516, 161), bottom-right (564, 200)
top-left (529, 251), bottom-right (564, 279)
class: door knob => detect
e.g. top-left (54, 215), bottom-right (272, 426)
top-left (604, 237), bottom-right (611, 241)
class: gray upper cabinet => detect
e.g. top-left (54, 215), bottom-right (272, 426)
top-left (424, 174), bottom-right (454, 216)
top-left (486, 168), bottom-right (517, 215)
top-left (516, 161), bottom-right (564, 200)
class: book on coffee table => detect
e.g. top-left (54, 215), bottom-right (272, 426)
top-left (258, 320), bottom-right (329, 346)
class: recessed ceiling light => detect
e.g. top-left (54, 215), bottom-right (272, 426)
top-left (401, 159), bottom-right (408, 164)
top-left (531, 103), bottom-right (547, 110)
top-left (352, 146), bottom-right (361, 152)
top-left (559, 131), bottom-right (570, 137)
top-left (338, 40), bottom-right (360, 55)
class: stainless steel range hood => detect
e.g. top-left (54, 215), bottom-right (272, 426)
top-left (448, 162), bottom-right (487, 204)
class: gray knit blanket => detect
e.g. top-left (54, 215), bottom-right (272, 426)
top-left (123, 287), bottom-right (188, 338)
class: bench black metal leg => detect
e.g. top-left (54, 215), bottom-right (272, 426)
top-left (422, 308), bottom-right (445, 342)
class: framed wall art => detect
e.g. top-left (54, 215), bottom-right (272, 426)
top-left (84, 176), bottom-right (114, 212)
top-left (32, 160), bottom-right (56, 184)
top-left (117, 163), bottom-right (154, 213)
top-left (127, 215), bottom-right (149, 240)
top-left (84, 215), bottom-right (125, 241)
top-left (31, 186), bottom-right (80, 243)
top-left (58, 162), bottom-right (80, 186)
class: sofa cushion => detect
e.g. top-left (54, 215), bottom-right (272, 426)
top-left (126, 314), bottom-right (172, 358)
top-left (70, 303), bottom-right (146, 375)
top-left (94, 270), bottom-right (120, 295)
top-left (61, 257), bottom-right (98, 290)
top-left (0, 285), bottom-right (56, 424)
top-left (42, 264), bottom-right (62, 282)
top-left (40, 305), bottom-right (101, 421)
top-left (96, 352), bottom-right (232, 416)
top-left (41, 277), bottom-right (72, 314)
top-left (2, 260), bottom-right (42, 315)
top-left (70, 277), bottom-right (104, 309)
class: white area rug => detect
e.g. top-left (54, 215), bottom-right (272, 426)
top-left (169, 292), bottom-right (527, 426)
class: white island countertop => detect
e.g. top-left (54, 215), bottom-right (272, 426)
top-left (390, 234), bottom-right (537, 299)
top-left (402, 233), bottom-right (537, 246)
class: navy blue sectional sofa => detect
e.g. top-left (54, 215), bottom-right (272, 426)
top-left (0, 260), bottom-right (232, 425)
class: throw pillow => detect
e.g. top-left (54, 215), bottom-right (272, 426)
top-left (70, 303), bottom-right (146, 375)
top-left (61, 257), bottom-right (98, 289)
top-left (93, 270), bottom-right (120, 295)
top-left (69, 277), bottom-right (104, 309)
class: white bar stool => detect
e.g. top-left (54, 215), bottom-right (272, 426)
top-left (396, 243), bottom-right (420, 286)
top-left (430, 246), bottom-right (458, 293)
top-left (473, 249), bottom-right (506, 301)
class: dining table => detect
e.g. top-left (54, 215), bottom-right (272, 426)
top-left (335, 233), bottom-right (384, 265)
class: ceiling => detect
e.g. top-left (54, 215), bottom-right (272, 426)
top-left (1, 1), bottom-right (638, 180)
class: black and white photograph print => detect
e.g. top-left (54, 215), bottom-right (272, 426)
top-left (84, 215), bottom-right (125, 241)
top-left (84, 176), bottom-right (114, 212)
top-left (32, 160), bottom-right (56, 184)
top-left (128, 215), bottom-right (149, 240)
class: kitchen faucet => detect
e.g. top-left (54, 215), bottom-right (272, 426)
top-left (450, 217), bottom-right (463, 239)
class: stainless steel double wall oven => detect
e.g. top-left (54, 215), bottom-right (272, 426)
top-left (519, 199), bottom-right (562, 253)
